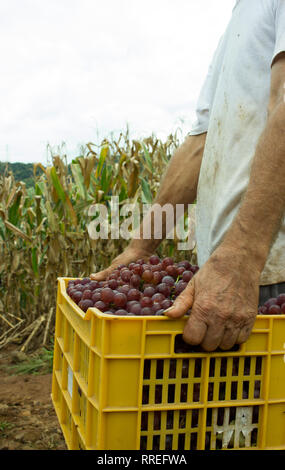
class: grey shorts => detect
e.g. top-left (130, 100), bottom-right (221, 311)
top-left (259, 282), bottom-right (285, 306)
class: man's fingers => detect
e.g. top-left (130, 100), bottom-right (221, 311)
top-left (90, 266), bottom-right (114, 281)
top-left (219, 327), bottom-right (241, 351)
top-left (200, 323), bottom-right (225, 351)
top-left (164, 280), bottom-right (195, 318)
top-left (236, 323), bottom-right (254, 344)
top-left (182, 314), bottom-right (207, 346)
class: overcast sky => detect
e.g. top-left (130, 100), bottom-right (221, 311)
top-left (0, 0), bottom-right (235, 164)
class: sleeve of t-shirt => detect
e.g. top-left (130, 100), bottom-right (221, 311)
top-left (189, 34), bottom-right (225, 136)
top-left (272, 0), bottom-right (285, 64)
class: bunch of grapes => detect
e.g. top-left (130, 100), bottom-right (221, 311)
top-left (258, 293), bottom-right (285, 315)
top-left (66, 256), bottom-right (199, 316)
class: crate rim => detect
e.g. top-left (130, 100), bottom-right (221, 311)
top-left (58, 276), bottom-right (285, 322)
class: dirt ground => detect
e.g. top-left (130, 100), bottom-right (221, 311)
top-left (0, 345), bottom-right (67, 451)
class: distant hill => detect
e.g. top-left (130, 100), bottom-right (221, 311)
top-left (0, 162), bottom-right (36, 188)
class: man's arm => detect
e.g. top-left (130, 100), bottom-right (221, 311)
top-left (91, 132), bottom-right (206, 280)
top-left (165, 53), bottom-right (285, 351)
top-left (223, 53), bottom-right (285, 269)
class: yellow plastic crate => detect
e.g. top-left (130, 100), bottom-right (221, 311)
top-left (51, 277), bottom-right (285, 450)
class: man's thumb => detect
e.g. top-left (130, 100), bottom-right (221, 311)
top-left (90, 267), bottom-right (112, 281)
top-left (164, 280), bottom-right (195, 318)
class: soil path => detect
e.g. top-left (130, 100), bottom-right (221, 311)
top-left (0, 346), bottom-right (67, 450)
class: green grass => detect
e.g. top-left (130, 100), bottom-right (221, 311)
top-left (0, 421), bottom-right (14, 436)
top-left (7, 346), bottom-right (54, 376)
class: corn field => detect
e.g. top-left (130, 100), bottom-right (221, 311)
top-left (0, 130), bottom-right (196, 351)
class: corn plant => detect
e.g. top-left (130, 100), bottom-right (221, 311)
top-left (0, 130), bottom-right (195, 351)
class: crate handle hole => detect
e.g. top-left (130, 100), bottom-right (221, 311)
top-left (174, 334), bottom-right (240, 354)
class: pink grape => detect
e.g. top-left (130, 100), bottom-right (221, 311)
top-left (142, 263), bottom-right (150, 271)
top-left (161, 299), bottom-right (173, 310)
top-left (141, 307), bottom-right (153, 316)
top-left (277, 294), bottom-right (285, 306)
top-left (130, 274), bottom-right (141, 287)
top-left (121, 269), bottom-right (132, 282)
top-left (268, 304), bottom-right (281, 315)
top-left (140, 297), bottom-right (153, 308)
top-left (162, 276), bottom-right (175, 286)
top-left (101, 288), bottom-right (115, 304)
top-left (92, 291), bottom-right (102, 303)
top-left (166, 265), bottom-right (178, 278)
top-left (117, 284), bottom-right (130, 295)
top-left (136, 259), bottom-right (145, 265)
top-left (115, 309), bottom-right (128, 316)
top-left (152, 303), bottom-right (162, 314)
top-left (82, 289), bottom-right (93, 300)
top-left (281, 303), bottom-right (285, 314)
top-left (152, 293), bottom-right (165, 303)
top-left (160, 270), bottom-right (168, 278)
top-left (182, 270), bottom-right (194, 282)
top-left (113, 292), bottom-right (127, 307)
top-left (78, 299), bottom-right (93, 312)
top-left (143, 283), bottom-right (154, 290)
top-left (117, 264), bottom-right (127, 270)
top-left (190, 265), bottom-right (199, 274)
top-left (107, 279), bottom-right (118, 290)
top-left (143, 286), bottom-right (156, 297)
top-left (126, 301), bottom-right (137, 311)
top-left (132, 264), bottom-right (143, 275)
top-left (177, 266), bottom-right (185, 276)
top-left (127, 288), bottom-right (141, 301)
top-left (73, 291), bottom-right (83, 303)
top-left (264, 298), bottom-right (278, 308)
top-left (258, 306), bottom-right (268, 315)
top-left (98, 281), bottom-right (107, 288)
top-left (175, 281), bottom-right (187, 295)
top-left (149, 255), bottom-right (160, 265)
top-left (75, 284), bottom-right (85, 292)
top-left (152, 271), bottom-right (163, 285)
top-left (151, 263), bottom-right (163, 272)
top-left (129, 303), bottom-right (142, 315)
top-left (89, 280), bottom-right (99, 291)
top-left (179, 260), bottom-right (191, 270)
top-left (94, 301), bottom-right (107, 312)
top-left (68, 288), bottom-right (77, 297)
top-left (162, 257), bottom-right (174, 268)
top-left (142, 270), bottom-right (153, 283)
top-left (157, 283), bottom-right (171, 297)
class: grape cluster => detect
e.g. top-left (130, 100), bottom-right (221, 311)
top-left (66, 256), bottom-right (199, 316)
top-left (67, 257), bottom-right (285, 317)
top-left (258, 293), bottom-right (285, 315)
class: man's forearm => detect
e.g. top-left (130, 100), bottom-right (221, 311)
top-left (221, 100), bottom-right (285, 272)
top-left (130, 133), bottom-right (207, 252)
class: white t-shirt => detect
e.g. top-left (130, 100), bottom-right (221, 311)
top-left (190, 0), bottom-right (285, 285)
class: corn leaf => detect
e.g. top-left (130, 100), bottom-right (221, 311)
top-left (140, 177), bottom-right (153, 204)
top-left (71, 162), bottom-right (86, 199)
top-left (31, 247), bottom-right (39, 276)
top-left (141, 142), bottom-right (153, 173)
top-left (4, 220), bottom-right (32, 242)
top-left (50, 167), bottom-right (66, 202)
top-left (96, 145), bottom-right (108, 178)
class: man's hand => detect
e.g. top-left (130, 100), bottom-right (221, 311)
top-left (90, 246), bottom-right (153, 281)
top-left (165, 246), bottom-right (260, 351)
